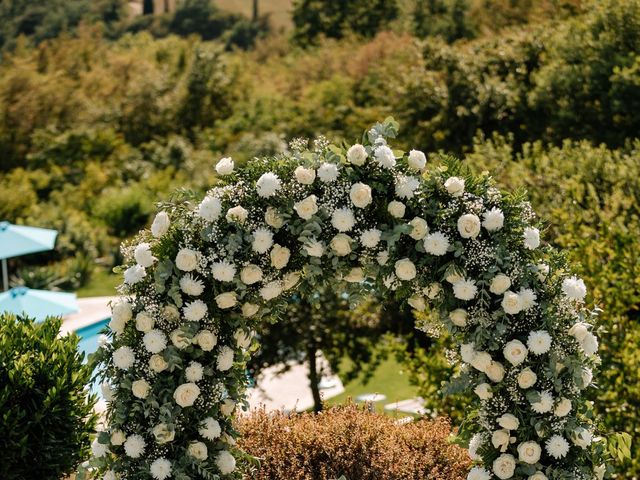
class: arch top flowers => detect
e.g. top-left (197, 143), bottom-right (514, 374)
top-left (91, 118), bottom-right (606, 480)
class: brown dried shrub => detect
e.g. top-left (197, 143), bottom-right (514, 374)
top-left (237, 403), bottom-right (471, 480)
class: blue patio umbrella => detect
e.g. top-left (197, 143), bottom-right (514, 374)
top-left (0, 287), bottom-right (78, 322)
top-left (0, 221), bottom-right (58, 290)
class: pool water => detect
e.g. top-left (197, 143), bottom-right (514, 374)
top-left (75, 318), bottom-right (109, 398)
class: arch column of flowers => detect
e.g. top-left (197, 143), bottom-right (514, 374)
top-left (88, 118), bottom-right (606, 480)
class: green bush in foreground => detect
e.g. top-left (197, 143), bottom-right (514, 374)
top-left (0, 314), bottom-right (98, 480)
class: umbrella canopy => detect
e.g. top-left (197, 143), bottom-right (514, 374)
top-left (0, 287), bottom-right (78, 322)
top-left (0, 221), bottom-right (58, 259)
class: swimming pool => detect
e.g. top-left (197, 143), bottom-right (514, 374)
top-left (75, 317), bottom-right (109, 398)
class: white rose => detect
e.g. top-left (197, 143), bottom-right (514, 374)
top-left (234, 329), bottom-right (252, 349)
top-left (175, 248), bottom-right (198, 272)
top-left (171, 329), bottom-right (191, 349)
top-left (408, 295), bottom-right (426, 312)
top-left (294, 195), bottom-right (319, 220)
top-left (449, 308), bottom-right (468, 327)
top-left (517, 368), bottom-right (537, 389)
top-left (460, 343), bottom-right (476, 363)
top-left (317, 162), bottom-right (339, 182)
top-left (529, 473), bottom-right (548, 480)
top-left (92, 438), bottom-right (108, 458)
top-left (260, 280), bottom-right (283, 301)
top-left (394, 258), bottom-right (416, 281)
top-left (215, 157), bottom-right (234, 175)
top-left (486, 361), bottom-right (505, 383)
top-left (152, 423), bottom-right (175, 444)
top-left (424, 282), bottom-right (442, 299)
top-left (474, 382), bottom-right (493, 400)
top-left (571, 427), bottom-right (593, 449)
top-left (490, 274), bottom-right (511, 295)
top-left (471, 351), bottom-right (492, 372)
top-left (135, 311), bottom-right (155, 332)
top-left (492, 429), bottom-right (511, 452)
top-left (518, 441), bottom-right (542, 464)
top-left (151, 211), bottom-right (170, 237)
top-left (220, 398), bottom-right (236, 416)
top-left (187, 441), bottom-right (208, 460)
top-left (407, 149), bottom-right (426, 171)
top-left (110, 430), bottom-right (126, 446)
top-left (387, 201), bottom-right (405, 218)
top-left (256, 172), bottom-right (281, 198)
top-left (217, 346), bottom-right (235, 371)
top-left (163, 304), bottom-right (180, 322)
top-left (344, 267), bottom-right (365, 283)
top-left (536, 263), bottom-right (549, 281)
top-left (198, 196), bottom-right (222, 222)
top-left (242, 302), bottom-right (260, 317)
top-left (347, 144), bottom-right (368, 165)
top-left (360, 229), bottom-right (381, 248)
top-left (216, 292), bottom-right (237, 309)
top-left (457, 213), bottom-right (481, 239)
top-left (568, 322), bottom-right (590, 342)
top-left (350, 183), bottom-right (373, 208)
top-left (408, 217), bottom-right (429, 240)
top-left (503, 340), bottom-right (528, 366)
top-left (497, 413), bottom-right (519, 430)
top-left (240, 264), bottom-right (263, 285)
top-left (594, 465), bottom-right (606, 480)
top-left (444, 176), bottom-right (465, 197)
top-left (265, 207), bottom-right (284, 228)
top-left (270, 244), bottom-right (290, 269)
top-left (446, 273), bottom-right (463, 284)
top-left (226, 205), bottom-right (248, 224)
top-left (101, 382), bottom-right (115, 401)
top-left (134, 242), bottom-right (156, 268)
top-left (294, 165), bottom-right (316, 184)
top-left (149, 354), bottom-right (168, 373)
top-left (330, 234), bottom-right (352, 256)
top-left (501, 291), bottom-right (522, 315)
top-left (173, 383), bottom-right (200, 407)
top-left (492, 453), bottom-right (516, 480)
top-left (523, 227), bottom-right (540, 250)
top-left (132, 379), bottom-right (151, 399)
top-left (554, 397), bottom-right (572, 417)
top-left (196, 330), bottom-right (218, 351)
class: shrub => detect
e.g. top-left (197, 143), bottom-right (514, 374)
top-left (0, 314), bottom-right (98, 479)
top-left (237, 404), bottom-right (471, 480)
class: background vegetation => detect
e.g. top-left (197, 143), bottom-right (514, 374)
top-left (0, 0), bottom-right (638, 475)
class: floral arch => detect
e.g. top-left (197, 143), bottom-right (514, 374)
top-left (90, 119), bottom-right (605, 480)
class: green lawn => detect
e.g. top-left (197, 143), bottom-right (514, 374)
top-left (76, 268), bottom-right (120, 298)
top-left (327, 355), bottom-right (420, 416)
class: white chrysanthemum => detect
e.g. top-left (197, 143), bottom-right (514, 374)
top-left (458, 214), bottom-right (481, 239)
top-left (294, 195), bottom-right (319, 220)
top-left (374, 145), bottom-right (396, 168)
top-left (174, 382), bottom-right (200, 407)
top-left (562, 276), bottom-right (587, 300)
top-left (474, 383), bottom-right (493, 400)
top-left (546, 434), bottom-right (570, 459)
top-left (482, 207), bottom-right (504, 231)
top-left (387, 200), bottom-right (405, 218)
top-left (348, 182), bottom-right (372, 209)
top-left (124, 264), bottom-right (145, 285)
top-left (217, 346), bottom-right (235, 371)
top-left (347, 144), bottom-right (368, 165)
top-left (531, 391), bottom-right (554, 413)
top-left (226, 205), bottom-right (248, 223)
top-left (110, 300), bottom-right (132, 335)
top-left (527, 331), bottom-right (552, 355)
top-left (92, 438), bottom-right (108, 458)
top-left (113, 346), bottom-right (135, 370)
top-left (331, 207), bottom-right (356, 232)
top-left (423, 232), bottom-right (449, 255)
top-left (460, 343), bottom-right (476, 363)
top-left (260, 280), bottom-right (283, 300)
top-left (407, 149), bottom-right (426, 171)
top-left (497, 413), bottom-right (519, 430)
top-left (492, 453), bottom-right (516, 480)
top-left (377, 250), bottom-right (389, 266)
top-left (408, 217), bottom-right (428, 240)
top-left (453, 279), bottom-right (477, 301)
top-left (444, 176), bottom-right (465, 197)
top-left (252, 227), bottom-right (274, 253)
top-left (318, 162), bottom-right (339, 182)
top-left (184, 300), bottom-right (207, 322)
top-left (359, 228), bottom-right (381, 248)
top-left (180, 273), bottom-right (204, 296)
top-left (518, 441), bottom-right (542, 464)
top-left (150, 458), bottom-right (172, 480)
top-left (216, 450), bottom-right (237, 474)
top-left (519, 288), bottom-right (537, 310)
top-left (395, 175), bottom-right (420, 199)
top-left (199, 417), bottom-right (222, 440)
top-left (294, 165), bottom-right (316, 184)
top-left (198, 196), bottom-right (222, 221)
top-left (124, 434), bottom-right (145, 458)
top-left (523, 227), bottom-right (540, 250)
top-left (490, 274), bottom-right (511, 295)
top-left (449, 308), bottom-right (467, 327)
top-left (256, 172), bottom-right (281, 198)
top-left (175, 248), bottom-right (198, 271)
top-left (501, 291), bottom-right (522, 315)
top-left (468, 433), bottom-right (485, 461)
top-left (151, 211), bottom-right (170, 237)
top-left (240, 264), bottom-right (263, 284)
top-left (536, 263), bottom-right (550, 281)
top-left (303, 238), bottom-right (325, 257)
top-left (186, 361), bottom-right (204, 382)
top-left (467, 466), bottom-right (491, 480)
top-left (517, 367), bottom-right (537, 389)
top-left (143, 329), bottom-right (167, 354)
top-left (215, 157), bottom-right (234, 175)
top-left (554, 397), bottom-right (572, 417)
top-left (212, 260), bottom-right (236, 282)
top-left (503, 340), bottom-right (528, 366)
top-left (394, 258), bottom-right (416, 281)
top-left (581, 332), bottom-right (599, 356)
top-left (134, 242), bottom-right (156, 268)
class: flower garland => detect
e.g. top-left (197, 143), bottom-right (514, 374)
top-left (89, 119), bottom-right (606, 480)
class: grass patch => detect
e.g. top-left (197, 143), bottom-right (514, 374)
top-left (76, 268), bottom-right (120, 298)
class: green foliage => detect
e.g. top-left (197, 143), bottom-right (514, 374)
top-left (0, 314), bottom-right (98, 479)
top-left (292, 0), bottom-right (399, 46)
top-left (93, 185), bottom-right (155, 237)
